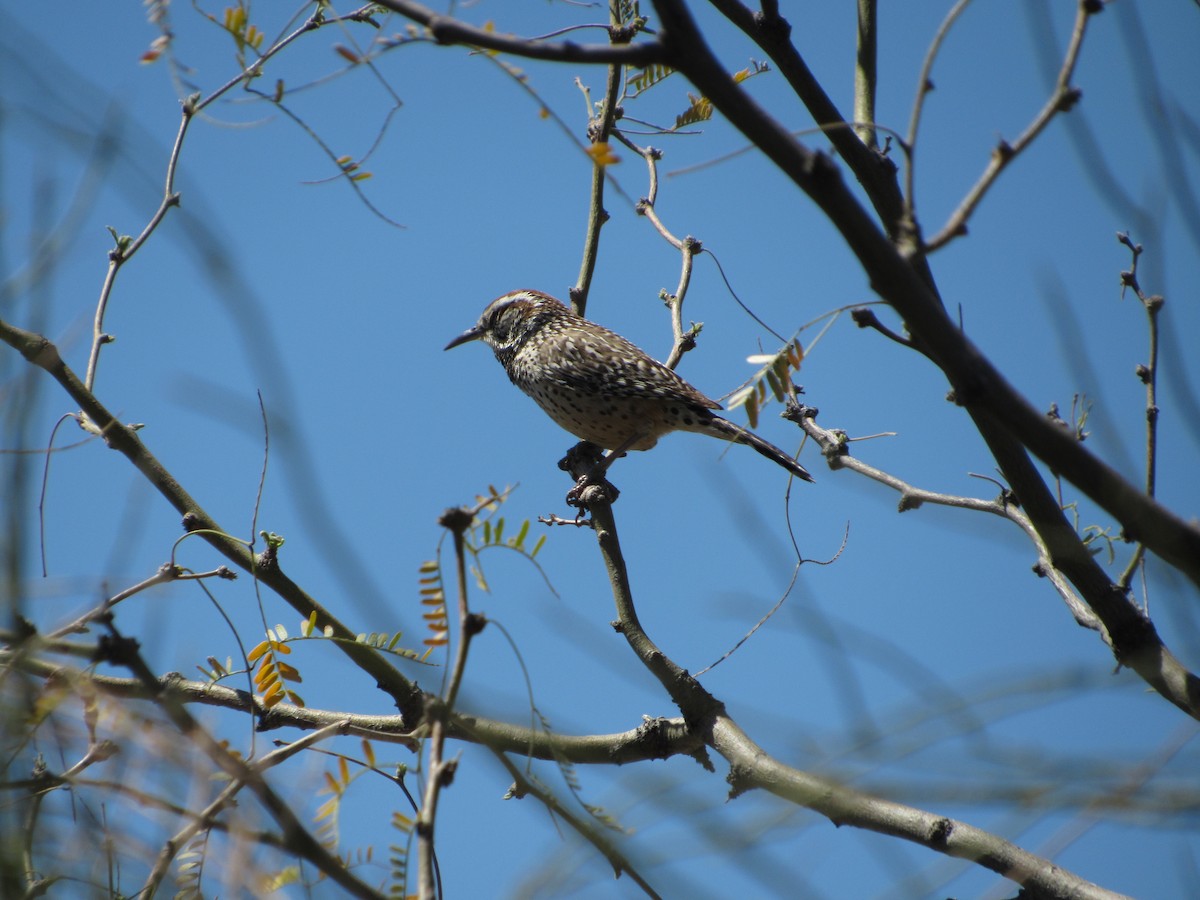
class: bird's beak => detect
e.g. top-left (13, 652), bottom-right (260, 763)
top-left (444, 323), bottom-right (484, 351)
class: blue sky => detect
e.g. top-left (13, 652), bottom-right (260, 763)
top-left (3, 2), bottom-right (1199, 898)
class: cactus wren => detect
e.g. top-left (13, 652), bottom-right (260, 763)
top-left (444, 290), bottom-right (814, 482)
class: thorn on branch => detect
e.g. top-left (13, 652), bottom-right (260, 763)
top-left (801, 149), bottom-right (840, 180)
top-left (850, 307), bottom-right (913, 347)
top-left (463, 612), bottom-right (488, 637)
top-left (753, 6), bottom-right (791, 41)
top-left (780, 398), bottom-right (820, 427)
top-left (1046, 402), bottom-right (1068, 429)
top-left (503, 781), bottom-right (528, 800)
top-left (929, 818), bottom-right (954, 847)
top-left (1116, 230), bottom-right (1142, 258)
top-left (1058, 87), bottom-right (1083, 112)
top-left (256, 531), bottom-right (285, 571)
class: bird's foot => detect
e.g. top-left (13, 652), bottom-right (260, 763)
top-left (559, 441), bottom-right (621, 509)
top-left (565, 472), bottom-right (620, 509)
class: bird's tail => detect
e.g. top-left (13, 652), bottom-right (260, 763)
top-left (707, 416), bottom-right (815, 483)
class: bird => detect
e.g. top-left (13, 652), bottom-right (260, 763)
top-left (444, 289), bottom-right (814, 482)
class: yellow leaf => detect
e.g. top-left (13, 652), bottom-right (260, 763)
top-left (323, 772), bottom-right (340, 796)
top-left (745, 390), bottom-right (760, 429)
top-left (247, 640), bottom-right (270, 664)
top-left (315, 797), bottom-right (338, 821)
top-left (256, 670), bottom-right (279, 692)
top-left (262, 683), bottom-right (285, 707)
top-left (586, 142), bottom-right (620, 167)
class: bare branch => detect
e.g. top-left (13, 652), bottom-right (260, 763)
top-left (576, 452), bottom-right (1127, 899)
top-left (372, 0), bottom-right (663, 66)
top-left (926, 0), bottom-right (1096, 251)
top-left (638, 0), bottom-right (1200, 596)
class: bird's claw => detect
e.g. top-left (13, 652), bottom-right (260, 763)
top-left (565, 471), bottom-right (619, 509)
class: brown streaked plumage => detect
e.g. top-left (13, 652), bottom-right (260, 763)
top-left (445, 290), bottom-right (813, 482)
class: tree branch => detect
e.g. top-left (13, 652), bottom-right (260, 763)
top-left (573, 462), bottom-right (1126, 899)
top-left (643, 0), bottom-right (1200, 596)
top-left (0, 645), bottom-right (702, 767)
top-left (372, 0), bottom-right (664, 65)
top-left (925, 0), bottom-right (1094, 251)
top-left (0, 318), bottom-right (427, 723)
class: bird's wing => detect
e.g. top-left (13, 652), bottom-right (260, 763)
top-left (540, 322), bottom-right (722, 410)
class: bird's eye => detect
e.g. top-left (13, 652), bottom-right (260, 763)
top-left (490, 304), bottom-right (524, 343)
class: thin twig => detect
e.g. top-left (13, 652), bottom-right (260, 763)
top-left (1116, 232), bottom-right (1162, 594)
top-left (82, 6), bottom-right (355, 392)
top-left (372, 0), bottom-right (663, 66)
top-left (926, 0), bottom-right (1096, 251)
top-left (903, 0), bottom-right (973, 224)
top-left (571, 1), bottom-right (630, 316)
top-left (610, 133), bottom-right (700, 369)
top-left (486, 746), bottom-right (663, 898)
top-left (0, 317), bottom-right (428, 720)
top-left (572, 411), bottom-right (1123, 899)
top-left (791, 406), bottom-right (1106, 635)
top-left (418, 508), bottom-right (476, 900)
top-left (99, 621), bottom-right (384, 899)
top-left (140, 720), bottom-right (349, 897)
top-left (854, 0), bottom-right (878, 148)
